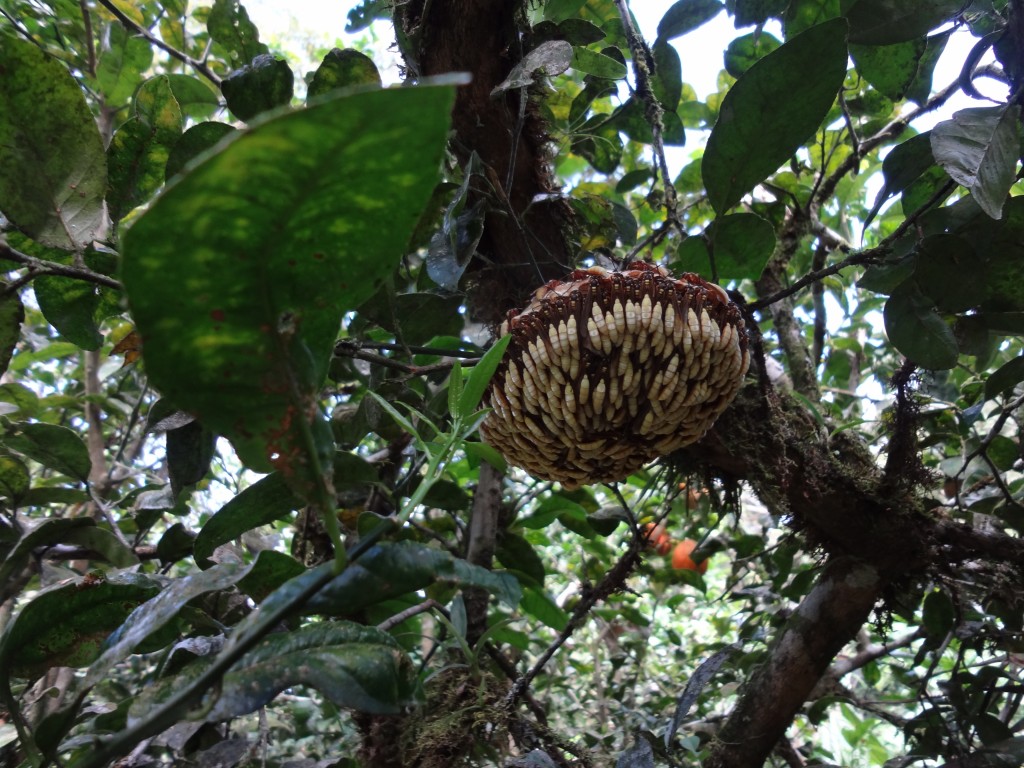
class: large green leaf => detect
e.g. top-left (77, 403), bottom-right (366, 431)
top-left (845, 0), bottom-right (963, 45)
top-left (930, 106), bottom-right (1020, 220)
top-left (0, 37), bottom-right (107, 251)
top-left (33, 275), bottom-right (103, 350)
top-left (307, 541), bottom-right (522, 615)
top-left (702, 18), bottom-right (848, 214)
top-left (120, 85), bottom-right (455, 475)
top-left (128, 622), bottom-right (417, 723)
top-left (656, 0), bottom-right (724, 41)
top-left (0, 573), bottom-right (161, 679)
top-left (0, 286), bottom-right (24, 379)
top-left (307, 48), bottom-right (382, 101)
top-left (221, 54), bottom-right (294, 122)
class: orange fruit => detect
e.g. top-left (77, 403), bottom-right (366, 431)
top-left (671, 538), bottom-right (708, 574)
top-left (641, 523), bottom-right (672, 554)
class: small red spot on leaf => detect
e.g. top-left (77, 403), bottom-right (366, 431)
top-left (313, 252), bottom-right (325, 260)
top-left (210, 309), bottom-right (226, 322)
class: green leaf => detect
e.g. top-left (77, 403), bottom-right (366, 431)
top-left (570, 46), bottom-right (627, 79)
top-left (651, 39), bottom-right (682, 111)
top-left (0, 37), bottom-right (107, 251)
top-left (4, 422), bottom-right (92, 483)
top-left (166, 419), bottom-right (217, 496)
top-left (63, 526), bottom-right (140, 568)
top-left (459, 335), bottom-right (512, 420)
top-left (930, 106), bottom-right (1020, 220)
top-left (883, 282), bottom-right (958, 369)
top-left (703, 18), bottom-right (848, 214)
top-left (346, 0), bottom-right (390, 32)
top-left (0, 455), bottom-right (29, 502)
top-left (706, 212), bottom-right (777, 281)
top-left (984, 355), bottom-right (1024, 401)
top-left (91, 23), bottom-right (154, 105)
top-left (0, 518), bottom-right (94, 597)
top-left (724, 32), bottom-right (781, 79)
top-left (221, 54), bottom-right (294, 122)
top-left (912, 234), bottom-right (986, 313)
top-left (496, 532), bottom-right (546, 587)
top-left (864, 132), bottom-right (935, 229)
top-left (905, 30), bottom-right (950, 105)
top-left (0, 287), bottom-right (24, 379)
top-left (130, 622), bottom-right (417, 723)
top-left (194, 473), bottom-right (302, 567)
top-left (235, 549), bottom-right (307, 602)
top-left (121, 85), bottom-right (455, 474)
top-left (307, 48), bottom-right (382, 101)
top-left (921, 588), bottom-right (954, 639)
top-left (107, 76), bottom-right (184, 224)
top-left (307, 541), bottom-right (522, 615)
top-left (656, 0), bottom-right (724, 41)
top-left (207, 0), bottom-right (268, 65)
top-left (850, 37), bottom-right (927, 101)
top-left (845, 0), bottom-right (963, 45)
top-left (165, 122), bottom-right (236, 180)
top-left (82, 562), bottom-right (254, 690)
top-left (33, 275), bottom-right (102, 350)
top-left (0, 573), bottom-right (160, 678)
top-left (165, 74), bottom-right (221, 120)
top-left (521, 586), bottom-right (569, 631)
top-left (735, 0), bottom-right (788, 26)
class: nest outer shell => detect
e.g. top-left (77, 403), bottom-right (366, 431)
top-left (479, 262), bottom-right (750, 489)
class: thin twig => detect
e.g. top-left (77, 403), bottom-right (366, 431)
top-left (376, 598), bottom-right (445, 632)
top-left (79, 0), bottom-right (97, 77)
top-left (0, 241), bottom-right (123, 291)
top-left (96, 0), bottom-right (223, 86)
top-left (750, 179), bottom-right (956, 311)
top-left (614, 0), bottom-right (680, 232)
top-left (334, 339), bottom-right (480, 376)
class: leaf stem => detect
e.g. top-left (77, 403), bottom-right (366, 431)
top-left (0, 241), bottom-right (122, 292)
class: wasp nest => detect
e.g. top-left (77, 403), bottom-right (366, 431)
top-left (479, 262), bottom-right (750, 489)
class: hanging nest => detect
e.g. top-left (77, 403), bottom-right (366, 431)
top-left (479, 262), bottom-right (750, 489)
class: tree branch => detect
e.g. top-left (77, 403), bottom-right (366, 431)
top-left (96, 0), bottom-right (223, 87)
top-left (706, 558), bottom-right (882, 768)
top-left (0, 241), bottom-right (123, 291)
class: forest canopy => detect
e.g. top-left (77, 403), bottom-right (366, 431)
top-left (0, 1), bottom-right (1023, 767)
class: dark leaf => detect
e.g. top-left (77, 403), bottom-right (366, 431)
top-left (221, 54), bottom-right (294, 122)
top-left (883, 282), bottom-right (958, 369)
top-left (156, 523), bottom-right (196, 564)
top-left (734, 0), bottom-right (788, 26)
top-left (4, 422), bottom-right (92, 483)
top-left (521, 586), bottom-right (569, 631)
top-left (984, 355), bottom-right (1024, 401)
top-left (496, 532), bottom-right (546, 587)
top-left (121, 85), bottom-right (455, 475)
top-left (193, 473), bottom-right (302, 568)
top-left (905, 30), bottom-right (950, 105)
top-left (33, 275), bottom-right (102, 350)
top-left (912, 234), bottom-right (986, 313)
top-left (0, 573), bottom-right (161, 678)
top-left (346, 0), bottom-right (390, 32)
top-left (130, 621), bottom-right (417, 724)
top-left (846, 0), bottom-right (964, 45)
top-left (0, 287), bottom-right (24, 378)
top-left (706, 212), bottom-right (776, 281)
top-left (667, 644), bottom-right (740, 743)
top-left (167, 420), bottom-right (217, 496)
top-left (931, 106), bottom-right (1020, 220)
top-left (0, 37), bottom-right (107, 250)
top-left (165, 122), bottom-right (236, 180)
top-left (656, 0), bottom-right (724, 41)
top-left (615, 734), bottom-right (655, 768)
top-left (308, 49), bottom-right (382, 100)
top-left (864, 132), bottom-right (935, 229)
top-left (0, 518), bottom-right (94, 598)
top-left (307, 541), bottom-right (522, 615)
top-left (703, 18), bottom-right (848, 213)
top-left (651, 39), bottom-right (682, 111)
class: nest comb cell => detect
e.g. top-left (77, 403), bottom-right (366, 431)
top-left (479, 262), bottom-right (750, 489)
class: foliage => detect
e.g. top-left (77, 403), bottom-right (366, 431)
top-left (0, 1), bottom-right (1023, 767)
